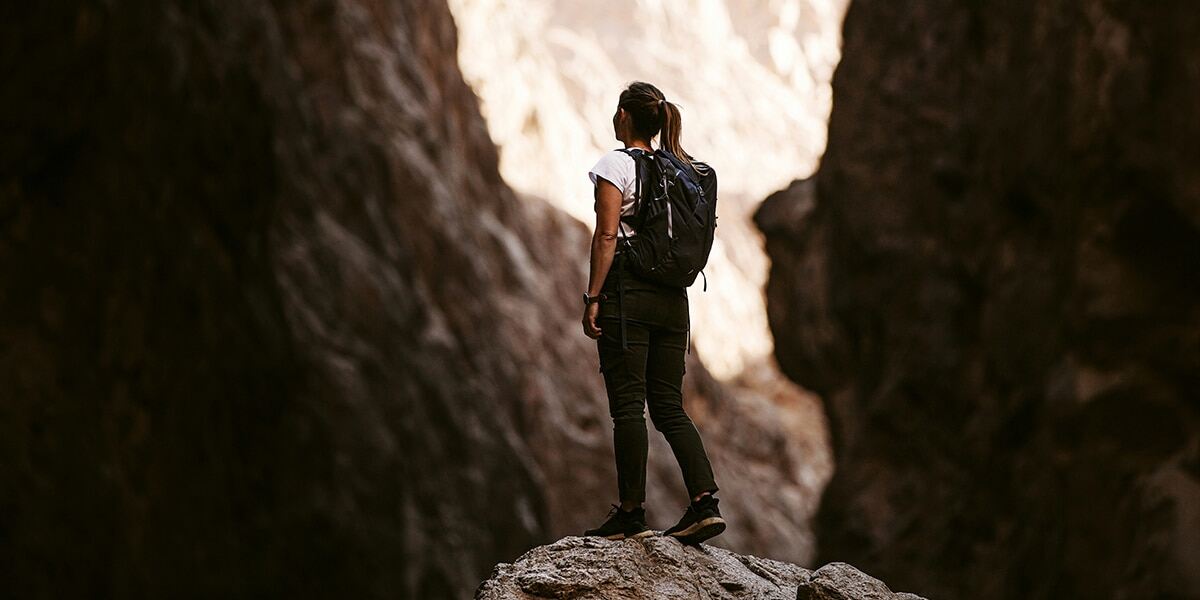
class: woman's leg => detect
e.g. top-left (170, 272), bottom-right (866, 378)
top-left (644, 326), bottom-right (718, 500)
top-left (596, 316), bottom-right (652, 506)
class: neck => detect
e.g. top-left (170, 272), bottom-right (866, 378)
top-left (624, 141), bottom-right (653, 151)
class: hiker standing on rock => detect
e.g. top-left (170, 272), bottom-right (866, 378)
top-left (580, 81), bottom-right (726, 545)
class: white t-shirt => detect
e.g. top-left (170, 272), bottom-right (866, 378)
top-left (588, 148), bottom-right (645, 238)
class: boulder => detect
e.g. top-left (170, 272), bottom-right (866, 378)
top-left (475, 536), bottom-right (926, 600)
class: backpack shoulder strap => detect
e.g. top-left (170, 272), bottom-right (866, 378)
top-left (614, 147), bottom-right (653, 208)
top-left (613, 148), bottom-right (647, 245)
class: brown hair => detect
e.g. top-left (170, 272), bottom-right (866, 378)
top-left (618, 81), bottom-right (705, 176)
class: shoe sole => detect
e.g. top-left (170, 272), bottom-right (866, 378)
top-left (604, 528), bottom-right (655, 540)
top-left (668, 516), bottom-right (726, 545)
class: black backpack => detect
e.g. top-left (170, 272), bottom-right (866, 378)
top-left (615, 147), bottom-right (718, 290)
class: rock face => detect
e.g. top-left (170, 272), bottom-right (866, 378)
top-left (474, 536), bottom-right (925, 600)
top-left (756, 1), bottom-right (1200, 599)
top-left (3, 1), bottom-right (571, 597)
top-left (446, 0), bottom-right (847, 230)
top-left (4, 2), bottom-right (834, 598)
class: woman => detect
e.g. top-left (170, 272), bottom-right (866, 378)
top-left (580, 81), bottom-right (725, 545)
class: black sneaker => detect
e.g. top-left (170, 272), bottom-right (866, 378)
top-left (663, 494), bottom-right (726, 545)
top-left (583, 504), bottom-right (654, 540)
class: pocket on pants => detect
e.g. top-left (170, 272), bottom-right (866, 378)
top-left (595, 316), bottom-right (626, 374)
top-left (601, 288), bottom-right (656, 328)
top-left (596, 294), bottom-right (621, 322)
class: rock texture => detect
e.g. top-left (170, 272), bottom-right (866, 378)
top-left (446, 0), bottom-right (846, 231)
top-left (795, 563), bottom-right (926, 600)
top-left (474, 536), bottom-right (925, 600)
top-left (756, 1), bottom-right (1200, 599)
top-left (4, 1), bottom-right (834, 598)
top-left (3, 1), bottom-right (570, 597)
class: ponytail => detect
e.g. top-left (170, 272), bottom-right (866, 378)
top-left (618, 81), bottom-right (707, 176)
top-left (658, 99), bottom-right (704, 176)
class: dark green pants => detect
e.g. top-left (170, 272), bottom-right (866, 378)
top-left (595, 254), bottom-right (719, 503)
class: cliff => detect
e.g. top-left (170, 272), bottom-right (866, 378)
top-left (475, 536), bottom-right (926, 600)
top-left (3, 1), bottom-right (834, 598)
top-left (2, 1), bottom-right (569, 596)
top-left (756, 1), bottom-right (1200, 598)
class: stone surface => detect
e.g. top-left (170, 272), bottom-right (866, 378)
top-left (3, 1), bottom-right (563, 597)
top-left (756, 1), bottom-right (1200, 599)
top-left (796, 562), bottom-right (926, 600)
top-left (474, 536), bottom-right (924, 600)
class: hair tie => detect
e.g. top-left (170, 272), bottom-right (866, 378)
top-left (659, 98), bottom-right (666, 107)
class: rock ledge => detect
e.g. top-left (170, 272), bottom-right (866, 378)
top-left (475, 536), bottom-right (926, 599)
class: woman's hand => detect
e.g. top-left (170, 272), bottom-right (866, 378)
top-left (582, 302), bottom-right (603, 339)
top-left (584, 176), bottom-right (620, 339)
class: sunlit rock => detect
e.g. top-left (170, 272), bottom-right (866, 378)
top-left (447, 0), bottom-right (849, 380)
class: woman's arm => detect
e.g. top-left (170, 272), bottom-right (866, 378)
top-left (588, 178), bottom-right (622, 295)
top-left (582, 177), bottom-right (622, 338)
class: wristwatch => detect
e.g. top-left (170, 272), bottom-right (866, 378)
top-left (583, 292), bottom-right (607, 306)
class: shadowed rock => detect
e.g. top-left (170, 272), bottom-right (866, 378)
top-left (756, 1), bottom-right (1200, 598)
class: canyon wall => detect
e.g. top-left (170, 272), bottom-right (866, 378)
top-left (3, 1), bottom-right (829, 598)
top-left (2, 1), bottom-right (564, 597)
top-left (756, 1), bottom-right (1200, 598)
